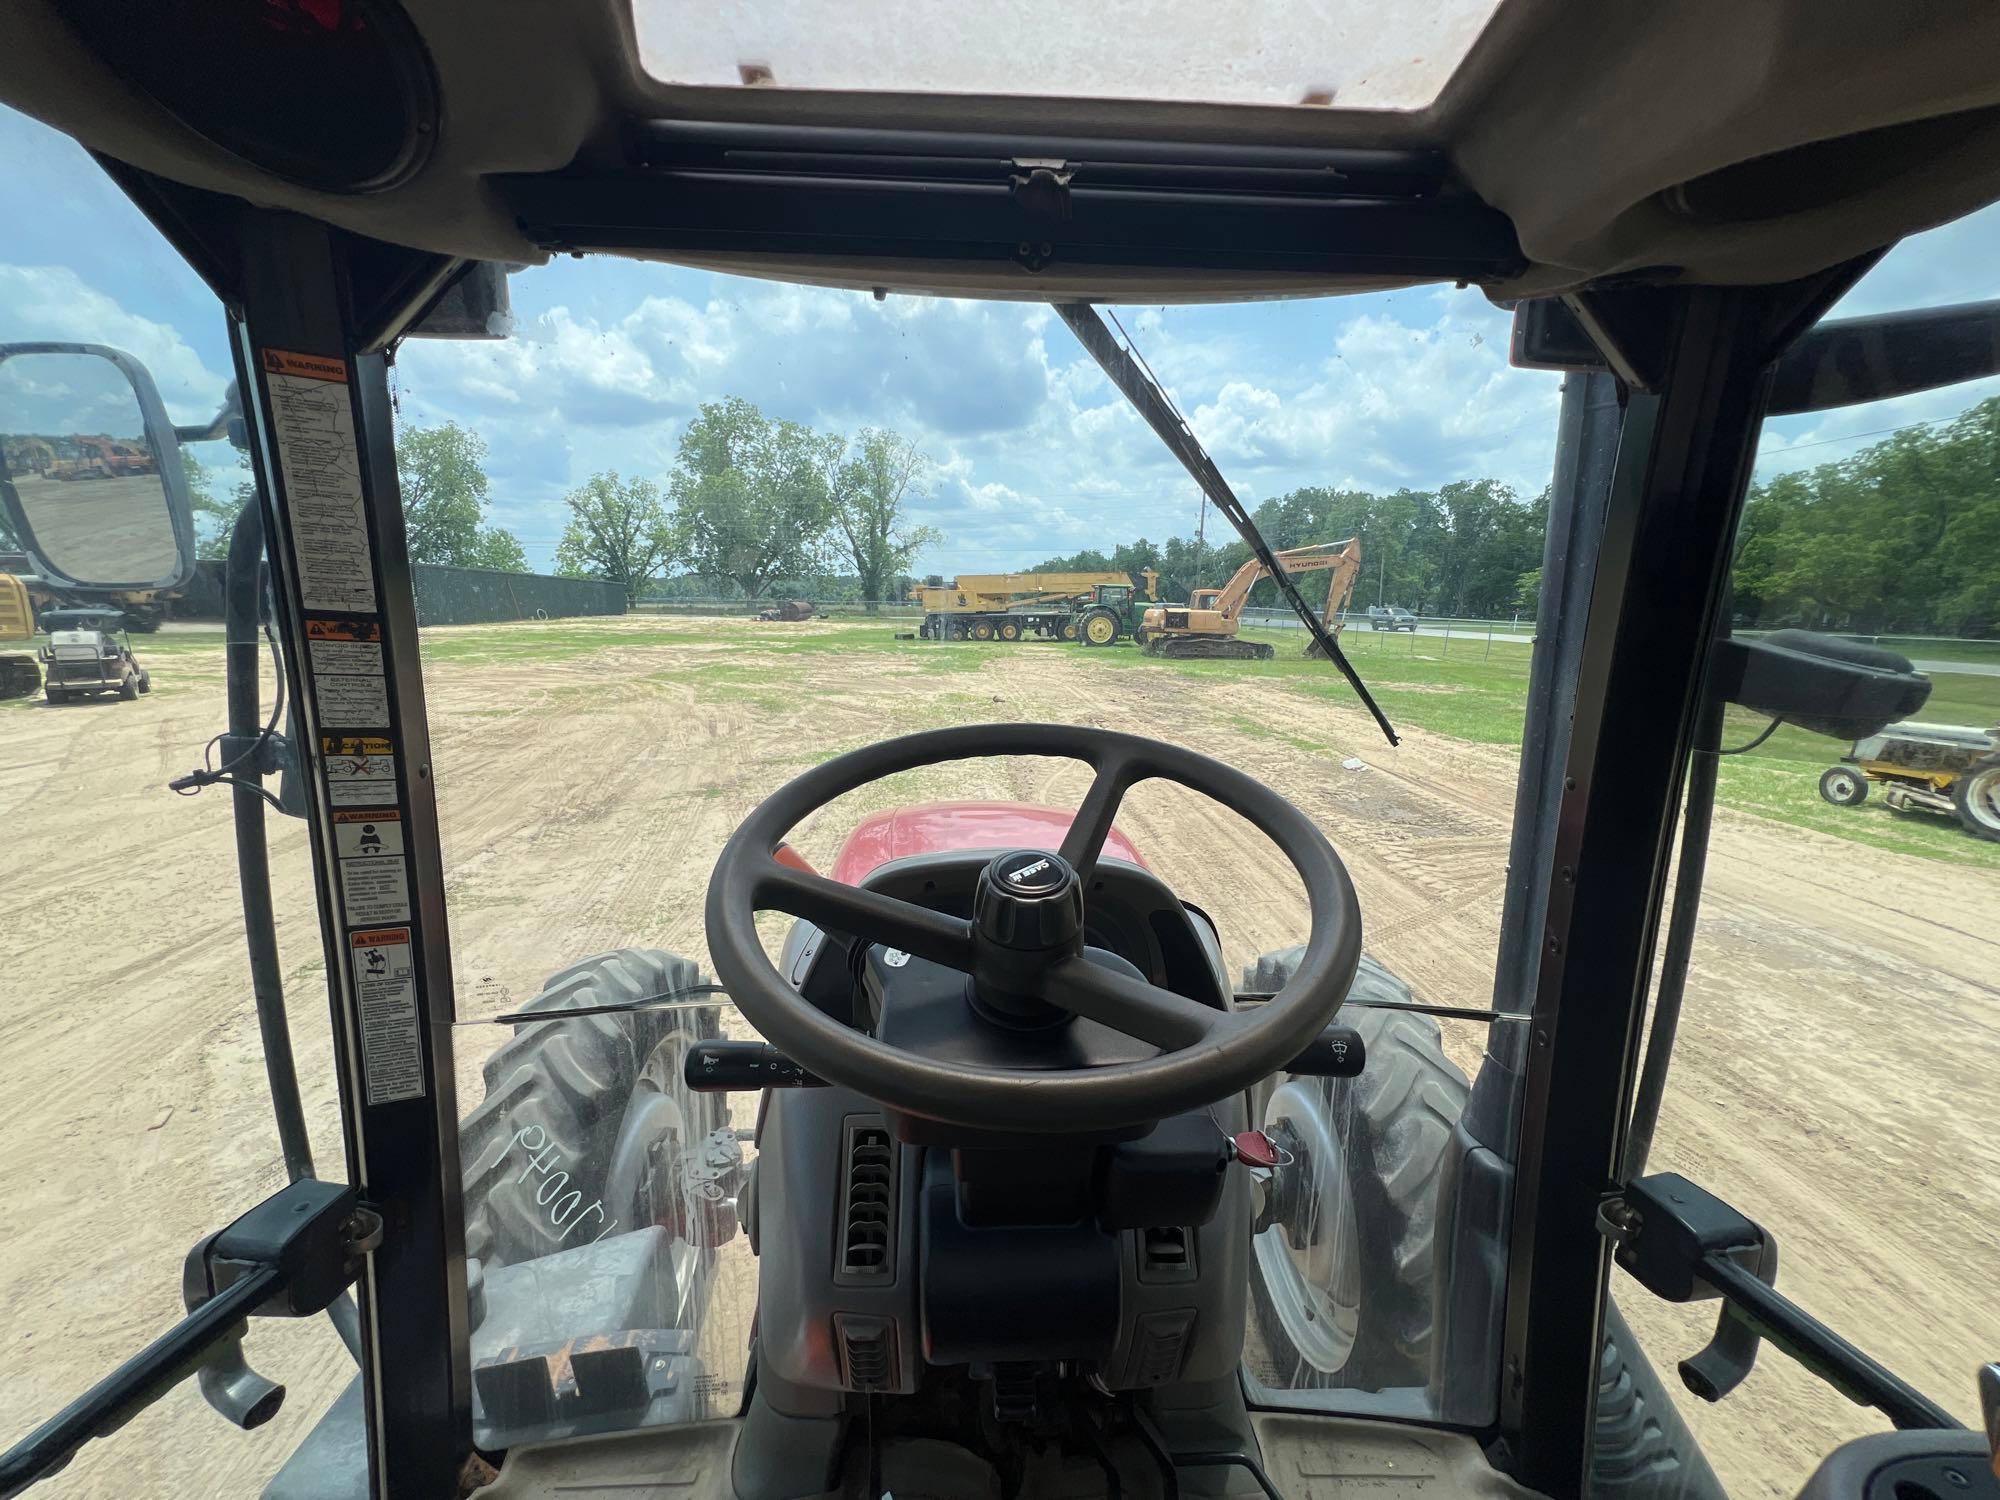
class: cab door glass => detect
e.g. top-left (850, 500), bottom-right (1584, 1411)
top-left (0, 103), bottom-right (349, 1497)
top-left (1599, 202), bottom-right (2000, 1498)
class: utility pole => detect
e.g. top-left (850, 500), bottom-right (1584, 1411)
top-left (1378, 551), bottom-right (1386, 605)
top-left (1192, 490), bottom-right (1208, 592)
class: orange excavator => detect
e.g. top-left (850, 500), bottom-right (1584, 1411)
top-left (1138, 538), bottom-right (1362, 660)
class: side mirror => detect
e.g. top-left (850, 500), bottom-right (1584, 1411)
top-left (0, 343), bottom-right (196, 592)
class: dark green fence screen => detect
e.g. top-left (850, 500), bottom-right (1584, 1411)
top-left (175, 561), bottom-right (625, 625)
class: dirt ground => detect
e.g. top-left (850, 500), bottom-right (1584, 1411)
top-left (2, 616), bottom-right (1995, 1499)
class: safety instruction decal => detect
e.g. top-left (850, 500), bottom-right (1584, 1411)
top-left (262, 349), bottom-right (378, 615)
top-left (332, 808), bottom-right (411, 925)
top-left (322, 734), bottom-right (397, 806)
top-left (308, 640), bottom-right (390, 728)
top-left (349, 927), bottom-right (425, 1104)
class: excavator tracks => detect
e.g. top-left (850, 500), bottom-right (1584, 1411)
top-left (1143, 636), bottom-right (1275, 661)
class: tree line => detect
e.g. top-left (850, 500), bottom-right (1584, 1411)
top-left (1735, 395), bottom-right (1998, 637)
top-left (183, 402), bottom-right (939, 610)
top-left (1029, 479), bottom-right (1549, 621)
top-left (176, 388), bottom-right (1995, 636)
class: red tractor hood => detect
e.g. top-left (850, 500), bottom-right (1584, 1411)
top-left (829, 801), bottom-right (1147, 887)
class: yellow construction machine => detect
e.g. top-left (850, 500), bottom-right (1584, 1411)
top-left (1138, 539), bottom-right (1362, 660)
top-left (0, 572), bottom-right (41, 700)
top-left (911, 569), bottom-right (1159, 644)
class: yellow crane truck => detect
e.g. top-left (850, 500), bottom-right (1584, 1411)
top-left (911, 568), bottom-right (1159, 645)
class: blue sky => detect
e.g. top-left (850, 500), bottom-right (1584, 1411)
top-left (3, 102), bottom-right (1994, 576)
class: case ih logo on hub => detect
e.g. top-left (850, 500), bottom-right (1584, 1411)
top-left (1006, 857), bottom-right (1053, 886)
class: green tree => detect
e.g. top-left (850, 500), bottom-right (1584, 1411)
top-left (668, 398), bottom-right (841, 598)
top-left (182, 449), bottom-right (248, 561)
top-left (555, 472), bottom-right (677, 603)
top-left (832, 429), bottom-right (942, 610)
top-left (395, 422), bottom-right (526, 570)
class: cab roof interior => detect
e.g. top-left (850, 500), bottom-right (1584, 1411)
top-left (4, 0), bottom-right (2000, 304)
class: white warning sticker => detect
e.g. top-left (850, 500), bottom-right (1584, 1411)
top-left (309, 638), bottom-right (383, 675)
top-left (262, 350), bottom-right (377, 615)
top-left (343, 860), bottom-right (411, 926)
top-left (332, 809), bottom-right (410, 925)
top-left (350, 927), bottom-right (424, 1104)
top-left (333, 807), bottom-right (404, 860)
top-left (314, 669), bottom-right (391, 729)
top-left (323, 735), bottom-right (397, 807)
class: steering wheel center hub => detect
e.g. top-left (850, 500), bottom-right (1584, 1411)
top-left (971, 848), bottom-right (1086, 1025)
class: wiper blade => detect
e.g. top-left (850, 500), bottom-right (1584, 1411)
top-left (1054, 301), bottom-right (1399, 747)
top-left (489, 982), bottom-right (735, 1026)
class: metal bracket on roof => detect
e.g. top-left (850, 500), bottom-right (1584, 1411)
top-left (1010, 159), bottom-right (1075, 222)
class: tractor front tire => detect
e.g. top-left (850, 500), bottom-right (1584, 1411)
top-left (1952, 754), bottom-right (2000, 842)
top-left (1818, 766), bottom-right (1868, 807)
top-left (458, 948), bottom-right (726, 1269)
top-left (1242, 947), bottom-right (1467, 1391)
top-left (1079, 608), bottom-right (1120, 647)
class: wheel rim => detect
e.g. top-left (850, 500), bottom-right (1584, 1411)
top-left (973, 622), bottom-right (994, 640)
top-left (1963, 765), bottom-right (2000, 834)
top-left (1085, 616), bottom-right (1115, 644)
top-left (1826, 771), bottom-right (1863, 804)
top-left (1254, 1079), bottom-right (1361, 1374)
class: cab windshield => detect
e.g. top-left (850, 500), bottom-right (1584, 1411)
top-left (406, 277), bottom-right (1545, 1441)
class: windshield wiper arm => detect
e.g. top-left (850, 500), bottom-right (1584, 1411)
top-left (1053, 302), bottom-right (1399, 747)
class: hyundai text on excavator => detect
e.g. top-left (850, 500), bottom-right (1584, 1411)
top-left (1139, 540), bottom-right (1362, 661)
top-left (2, 5), bottom-right (1999, 1500)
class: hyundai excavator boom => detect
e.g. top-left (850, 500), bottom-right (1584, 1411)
top-left (1140, 539), bottom-right (1361, 661)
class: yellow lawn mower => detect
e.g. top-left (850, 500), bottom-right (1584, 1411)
top-left (1819, 721), bottom-right (2000, 842)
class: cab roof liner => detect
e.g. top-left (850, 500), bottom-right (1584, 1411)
top-left (3, 0), bottom-right (1999, 301)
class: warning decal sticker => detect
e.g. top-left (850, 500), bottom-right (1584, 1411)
top-left (262, 348), bottom-right (378, 615)
top-left (308, 639), bottom-right (391, 727)
top-left (349, 927), bottom-right (425, 1104)
top-left (323, 734), bottom-right (397, 806)
top-left (332, 809), bottom-right (410, 926)
top-left (307, 618), bottom-right (381, 643)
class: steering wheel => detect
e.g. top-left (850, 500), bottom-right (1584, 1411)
top-left (705, 724), bottom-right (1361, 1133)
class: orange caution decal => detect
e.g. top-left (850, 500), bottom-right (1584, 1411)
top-left (261, 348), bottom-right (348, 382)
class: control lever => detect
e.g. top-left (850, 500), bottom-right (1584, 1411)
top-left (685, 1040), bottom-right (824, 1092)
top-left (1600, 1173), bottom-right (1958, 1430)
top-left (0, 1180), bottom-right (379, 1497)
top-left (1282, 1022), bottom-right (1365, 1078)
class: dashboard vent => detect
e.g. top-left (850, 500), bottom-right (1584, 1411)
top-left (838, 1119), bottom-right (896, 1282)
top-left (836, 1314), bottom-right (894, 1392)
